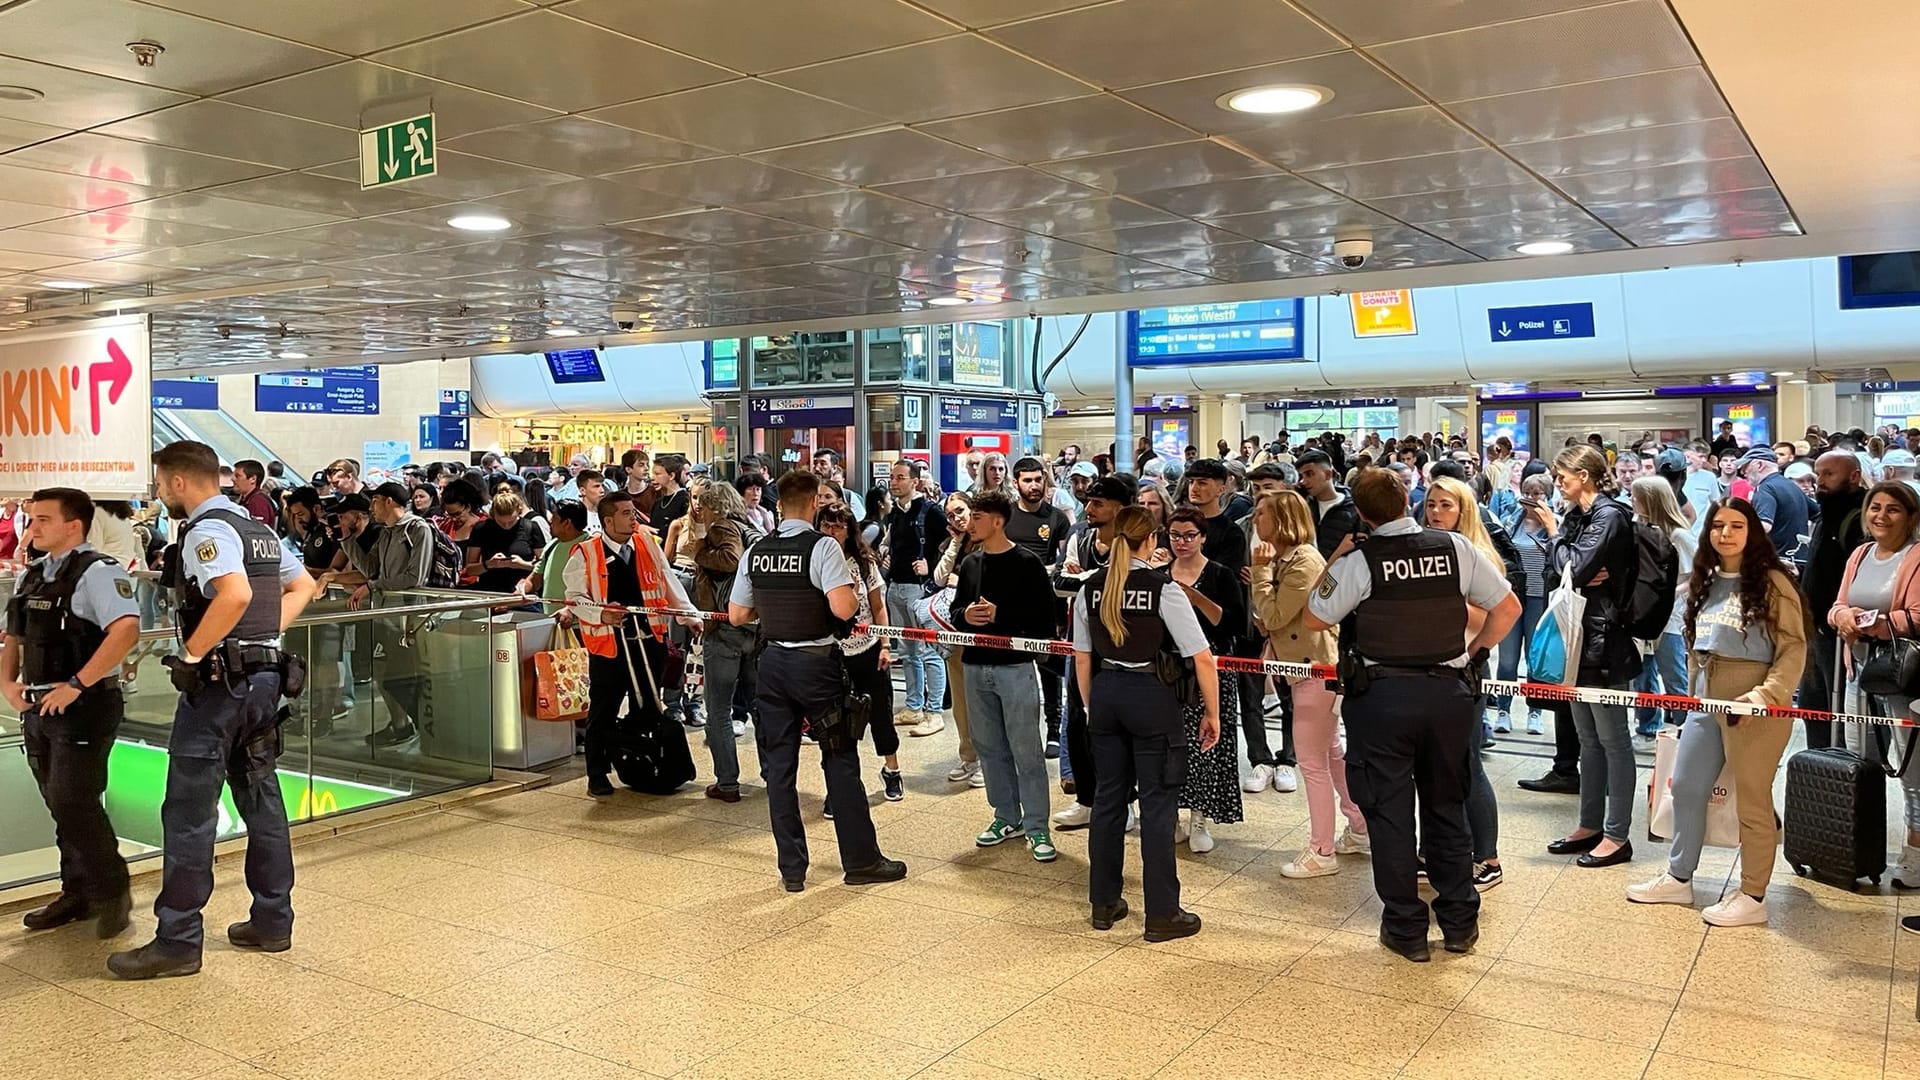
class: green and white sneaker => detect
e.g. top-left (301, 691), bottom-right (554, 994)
top-left (1028, 831), bottom-right (1058, 862)
top-left (976, 819), bottom-right (1024, 847)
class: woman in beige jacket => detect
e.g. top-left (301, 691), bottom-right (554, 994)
top-left (1251, 490), bottom-right (1369, 877)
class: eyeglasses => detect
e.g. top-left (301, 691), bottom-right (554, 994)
top-left (1167, 531), bottom-right (1202, 542)
top-left (819, 520), bottom-right (848, 531)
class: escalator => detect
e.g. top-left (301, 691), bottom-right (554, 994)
top-left (152, 407), bottom-right (289, 472)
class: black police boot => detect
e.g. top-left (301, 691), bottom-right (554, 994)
top-left (1143, 910), bottom-right (1202, 943)
top-left (21, 893), bottom-right (88, 931)
top-left (1443, 929), bottom-right (1480, 955)
top-left (843, 857), bottom-right (908, 886)
top-left (1090, 898), bottom-right (1129, 931)
top-left (228, 920), bottom-right (291, 952)
top-left (93, 891), bottom-right (132, 939)
top-left (586, 774), bottom-right (615, 797)
top-left (1378, 930), bottom-right (1431, 963)
top-left (106, 940), bottom-right (201, 980)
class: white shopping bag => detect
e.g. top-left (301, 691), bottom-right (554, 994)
top-left (1647, 727), bottom-right (1740, 848)
top-left (1526, 575), bottom-right (1587, 685)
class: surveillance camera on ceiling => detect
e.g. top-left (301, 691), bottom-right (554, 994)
top-left (1333, 226), bottom-right (1374, 269)
top-left (610, 302), bottom-right (644, 331)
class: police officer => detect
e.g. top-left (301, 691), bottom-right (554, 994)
top-left (1074, 504), bottom-right (1218, 942)
top-left (1305, 467), bottom-right (1519, 962)
top-left (728, 469), bottom-right (906, 893)
top-left (1, 488), bottom-right (141, 937)
top-left (108, 441), bottom-right (318, 980)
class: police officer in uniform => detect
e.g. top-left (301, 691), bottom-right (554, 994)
top-left (109, 441), bottom-right (317, 980)
top-left (1074, 504), bottom-right (1218, 942)
top-left (2, 488), bottom-right (141, 937)
top-left (728, 470), bottom-right (906, 892)
top-left (1305, 467), bottom-right (1519, 962)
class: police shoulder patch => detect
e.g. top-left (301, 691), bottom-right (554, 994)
top-left (114, 577), bottom-right (134, 599)
top-left (1315, 571), bottom-right (1337, 599)
top-left (195, 540), bottom-right (219, 564)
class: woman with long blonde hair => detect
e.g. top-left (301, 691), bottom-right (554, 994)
top-left (1074, 504), bottom-right (1219, 942)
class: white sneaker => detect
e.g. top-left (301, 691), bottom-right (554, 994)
top-left (1334, 827), bottom-right (1371, 855)
top-left (731, 720), bottom-right (746, 738)
top-left (1626, 872), bottom-right (1695, 906)
top-left (893, 707), bottom-right (920, 727)
top-left (1280, 850), bottom-right (1339, 878)
top-left (1702, 891), bottom-right (1768, 927)
top-left (1892, 846), bottom-right (1920, 890)
top-left (947, 760), bottom-right (979, 783)
top-left (969, 766), bottom-right (987, 789)
top-left (1173, 814), bottom-right (1189, 845)
top-left (1270, 765), bottom-right (1299, 793)
top-left (1188, 815), bottom-right (1214, 854)
top-left (910, 712), bottom-right (946, 737)
top-left (1242, 764), bottom-right (1273, 794)
top-left (1051, 802), bottom-right (1092, 829)
top-left (1125, 803), bottom-right (1139, 833)
top-left (1262, 693), bottom-right (1281, 712)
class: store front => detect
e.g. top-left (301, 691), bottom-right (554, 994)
top-left (1477, 384), bottom-right (1778, 458)
top-left (502, 416), bottom-right (705, 471)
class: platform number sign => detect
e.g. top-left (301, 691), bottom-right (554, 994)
top-left (359, 113), bottom-right (436, 190)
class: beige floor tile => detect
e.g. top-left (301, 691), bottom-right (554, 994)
top-left (448, 788), bottom-right (597, 824)
top-left (1640, 1051), bottom-right (1805, 1080)
top-left (439, 1035), bottom-right (655, 1080)
top-left (801, 894), bottom-right (989, 960)
top-left (195, 1065), bottom-right (289, 1080)
top-left (1153, 1031), bottom-right (1396, 1080)
top-left (248, 1001), bottom-right (521, 1080)
top-left (556, 905), bottom-right (770, 977)
top-left (24, 1019), bottom-right (242, 1080)
top-left (361, 864), bottom-right (547, 922)
top-left (806, 962), bottom-right (1041, 1052)
top-left (676, 933), bottom-right (897, 1011)
top-left (0, 985), bottom-right (155, 1068)
top-left (0, 961), bottom-right (46, 1002)
top-left (872, 861), bottom-right (1057, 918)
top-left (668, 877), bottom-right (863, 932)
top-left (1456, 959), bottom-right (1680, 1050)
top-left (1212, 975), bottom-right (1447, 1072)
top-left (678, 1016), bottom-right (942, 1080)
top-left (417, 951), bottom-right (641, 1034)
top-left (1758, 882), bottom-right (1901, 962)
top-left (1660, 997), bottom-right (1890, 1078)
top-left (1136, 904), bottom-right (1331, 972)
top-left (991, 880), bottom-right (1123, 939)
top-left (292, 839), bottom-right (463, 896)
top-left (953, 994), bottom-right (1203, 1080)
top-left (1885, 1000), bottom-right (1920, 1080)
top-left (311, 920), bottom-right (545, 998)
top-left (1462, 854), bottom-right (1567, 907)
top-left (1199, 853), bottom-right (1377, 927)
top-left (949, 842), bottom-right (1090, 884)
top-left (1685, 932), bottom-right (1895, 1016)
top-left (1401, 1011), bottom-right (1651, 1080)
top-left (459, 884), bottom-right (660, 949)
top-left (1541, 861), bottom-right (1721, 931)
top-left (1285, 926), bottom-right (1493, 1007)
top-left (1333, 888), bottom-right (1537, 958)
top-left (908, 1059), bottom-right (1042, 1080)
top-left (871, 811), bottom-right (988, 862)
top-left (143, 963), bottom-right (404, 1059)
top-left (918, 921), bottom-right (1118, 992)
top-left (574, 850), bottom-right (770, 907)
top-left (538, 973), bottom-right (790, 1076)
top-left (491, 836), bottom-right (677, 890)
top-left (1051, 946), bottom-right (1272, 1024)
top-left (267, 901), bottom-right (451, 966)
top-left (1503, 907), bottom-right (1704, 989)
top-left (55, 938), bottom-right (302, 1019)
top-left (663, 821), bottom-right (799, 874)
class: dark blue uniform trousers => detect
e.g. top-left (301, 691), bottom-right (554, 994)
top-left (22, 694), bottom-right (129, 904)
top-left (1088, 669), bottom-right (1184, 919)
top-left (1344, 671), bottom-right (1480, 944)
top-left (155, 671), bottom-right (292, 953)
top-left (755, 647), bottom-right (881, 881)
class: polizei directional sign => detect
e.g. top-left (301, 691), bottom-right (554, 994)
top-left (1487, 302), bottom-right (1595, 343)
top-left (359, 113), bottom-right (436, 190)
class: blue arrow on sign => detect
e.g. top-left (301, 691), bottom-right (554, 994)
top-left (1487, 302), bottom-right (1595, 342)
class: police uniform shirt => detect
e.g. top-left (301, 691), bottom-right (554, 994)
top-left (1306, 517), bottom-right (1513, 667)
top-left (17, 543), bottom-right (140, 689)
top-left (727, 518), bottom-right (854, 648)
top-left (179, 495), bottom-right (305, 643)
top-left (1070, 557), bottom-right (1213, 660)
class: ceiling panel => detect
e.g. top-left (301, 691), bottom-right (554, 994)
top-left (309, 150), bottom-right (572, 201)
top-left (90, 101), bottom-right (355, 170)
top-left (873, 166), bottom-right (1101, 214)
top-left (1229, 106), bottom-right (1487, 172)
top-left (1120, 50), bottom-right (1423, 136)
top-left (611, 209), bottom-right (821, 246)
top-left (205, 170), bottom-right (452, 217)
top-left (1446, 67), bottom-right (1732, 146)
top-left (1553, 155), bottom-right (1776, 205)
top-left (0, 160), bottom-right (157, 211)
top-left (370, 10), bottom-right (734, 112)
top-left (114, 191), bottom-right (347, 232)
top-left (0, 201), bottom-right (72, 230)
top-left (749, 129), bottom-right (1011, 186)
top-left (1366, 182), bottom-right (1577, 225)
top-left (2, 133), bottom-right (276, 193)
top-left (767, 35), bottom-right (1090, 124)
top-left (915, 95), bottom-right (1193, 164)
top-left (0, 57), bottom-right (194, 130)
top-left (1293, 0), bottom-right (1620, 45)
top-left (736, 191), bottom-right (940, 233)
top-left (988, 0), bottom-right (1341, 89)
top-left (141, 0), bottom-right (532, 56)
top-left (0, 0), bottom-right (343, 95)
top-left (221, 61), bottom-right (558, 138)
top-left (560, 0), bottom-right (953, 74)
top-left (489, 178), bottom-right (703, 226)
top-left (1505, 116), bottom-right (1755, 179)
top-left (587, 80), bottom-right (884, 155)
top-left (1370, 0), bottom-right (1700, 103)
top-left (973, 198), bottom-right (1184, 236)
top-left (613, 158), bottom-right (847, 206)
top-left (0, 117), bottom-right (67, 154)
top-left (1304, 147), bottom-right (1540, 200)
top-left (1123, 173), bottom-right (1349, 218)
top-left (1036, 140), bottom-right (1279, 196)
top-left (1417, 208), bottom-right (1627, 258)
top-left (441, 116), bottom-right (715, 176)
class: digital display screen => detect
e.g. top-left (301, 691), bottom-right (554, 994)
top-left (1480, 406), bottom-right (1531, 461)
top-left (544, 349), bottom-right (605, 384)
top-left (1710, 400), bottom-right (1771, 448)
top-left (1127, 300), bottom-right (1305, 366)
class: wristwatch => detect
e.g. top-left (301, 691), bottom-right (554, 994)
top-left (65, 676), bottom-right (84, 691)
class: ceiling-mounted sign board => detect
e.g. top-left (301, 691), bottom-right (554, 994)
top-left (359, 112), bottom-right (436, 190)
top-left (0, 315), bottom-right (152, 497)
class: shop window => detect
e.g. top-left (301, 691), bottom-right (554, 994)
top-left (749, 332), bottom-right (855, 387)
top-left (706, 338), bottom-right (740, 390)
top-left (866, 326), bottom-right (932, 382)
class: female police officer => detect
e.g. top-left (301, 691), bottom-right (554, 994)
top-left (1074, 504), bottom-right (1219, 941)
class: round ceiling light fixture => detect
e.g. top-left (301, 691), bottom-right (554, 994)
top-left (1217, 83), bottom-right (1332, 115)
top-left (277, 350), bottom-right (309, 361)
top-left (1769, 370), bottom-right (1794, 377)
top-left (927, 296), bottom-right (971, 307)
top-left (0, 85), bottom-right (44, 101)
top-left (1513, 240), bottom-right (1575, 256)
top-left (40, 279), bottom-right (94, 290)
top-left (1789, 378), bottom-right (1809, 384)
top-left (447, 213), bottom-right (512, 232)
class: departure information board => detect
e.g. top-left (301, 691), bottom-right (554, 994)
top-left (1127, 300), bottom-right (1305, 365)
top-left (544, 349), bottom-right (605, 384)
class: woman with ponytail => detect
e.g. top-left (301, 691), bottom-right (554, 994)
top-left (1073, 504), bottom-right (1220, 943)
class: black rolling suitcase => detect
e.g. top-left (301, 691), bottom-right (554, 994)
top-left (1781, 640), bottom-right (1907, 888)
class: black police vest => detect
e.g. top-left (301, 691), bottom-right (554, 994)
top-left (1084, 564), bottom-right (1170, 663)
top-left (1351, 528), bottom-right (1468, 666)
top-left (747, 529), bottom-right (832, 642)
top-left (5, 550), bottom-right (115, 685)
top-left (173, 508), bottom-right (284, 643)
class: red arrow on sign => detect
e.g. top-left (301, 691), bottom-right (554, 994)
top-left (88, 338), bottom-right (133, 435)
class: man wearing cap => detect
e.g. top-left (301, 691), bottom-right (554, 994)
top-left (1882, 448), bottom-right (1920, 495)
top-left (1056, 460), bottom-right (1097, 521)
top-left (346, 482), bottom-right (437, 746)
top-left (1737, 447), bottom-right (1810, 569)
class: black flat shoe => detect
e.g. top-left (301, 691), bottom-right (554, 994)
top-left (1518, 773), bottom-right (1581, 795)
top-left (1379, 930), bottom-right (1431, 963)
top-left (843, 857), bottom-right (907, 886)
top-left (106, 941), bottom-right (201, 980)
top-left (1576, 842), bottom-right (1633, 868)
top-left (782, 878), bottom-right (805, 893)
top-left (93, 892), bottom-right (132, 939)
top-left (1546, 833), bottom-right (1603, 856)
top-left (1143, 910), bottom-right (1202, 943)
top-left (1443, 929), bottom-right (1479, 954)
top-left (22, 894), bottom-right (88, 931)
top-left (1090, 899), bottom-right (1129, 931)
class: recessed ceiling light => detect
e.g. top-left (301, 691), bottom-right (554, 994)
top-left (40, 279), bottom-right (93, 290)
top-left (0, 85), bottom-right (43, 102)
top-left (928, 296), bottom-right (971, 307)
top-left (1769, 370), bottom-right (1794, 377)
top-left (548, 327), bottom-right (579, 336)
top-left (278, 350), bottom-right (309, 360)
top-left (447, 213), bottom-right (511, 232)
top-left (1513, 240), bottom-right (1575, 256)
top-left (1789, 378), bottom-right (1808, 384)
top-left (1217, 83), bottom-right (1332, 115)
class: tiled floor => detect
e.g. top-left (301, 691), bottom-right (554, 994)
top-left (2, 729), bottom-right (1915, 1079)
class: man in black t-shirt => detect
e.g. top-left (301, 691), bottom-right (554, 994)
top-left (1709, 420), bottom-right (1741, 459)
top-left (1006, 457), bottom-right (1072, 755)
top-left (1182, 459), bottom-right (1248, 574)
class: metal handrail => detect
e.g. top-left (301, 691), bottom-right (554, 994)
top-left (128, 590), bottom-right (525, 643)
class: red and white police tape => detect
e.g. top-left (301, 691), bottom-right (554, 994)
top-left (559, 597), bottom-right (1913, 730)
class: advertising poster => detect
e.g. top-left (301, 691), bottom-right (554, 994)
top-left (362, 440), bottom-right (412, 480)
top-left (1710, 400), bottom-right (1771, 448)
top-left (1350, 289), bottom-right (1417, 337)
top-left (1480, 407), bottom-right (1532, 461)
top-left (1151, 416), bottom-right (1190, 461)
top-left (0, 315), bottom-right (152, 497)
top-left (950, 322), bottom-right (1005, 387)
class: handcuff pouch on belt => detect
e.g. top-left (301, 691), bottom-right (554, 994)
top-left (809, 666), bottom-right (871, 753)
top-left (1153, 644), bottom-right (1198, 705)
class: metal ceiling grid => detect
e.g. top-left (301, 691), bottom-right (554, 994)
top-left (0, 0), bottom-right (1797, 371)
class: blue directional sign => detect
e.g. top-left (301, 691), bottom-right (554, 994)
top-left (255, 366), bottom-right (380, 414)
top-left (1488, 302), bottom-right (1595, 343)
top-left (438, 388), bottom-right (470, 416)
top-left (419, 415), bottom-right (469, 451)
top-left (152, 376), bottom-right (219, 411)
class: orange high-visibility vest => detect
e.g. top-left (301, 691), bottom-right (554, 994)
top-left (573, 534), bottom-right (669, 658)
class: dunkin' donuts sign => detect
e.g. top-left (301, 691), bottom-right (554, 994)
top-left (0, 315), bottom-right (152, 497)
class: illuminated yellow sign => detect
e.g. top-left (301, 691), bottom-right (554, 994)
top-left (1350, 289), bottom-right (1417, 337)
top-left (1494, 411), bottom-right (1519, 425)
top-left (1728, 405), bottom-right (1755, 421)
top-left (558, 422), bottom-right (676, 446)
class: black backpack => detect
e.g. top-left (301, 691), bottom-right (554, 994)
top-left (1624, 521), bottom-right (1680, 640)
top-left (423, 524), bottom-right (463, 588)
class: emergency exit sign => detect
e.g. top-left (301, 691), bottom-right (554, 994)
top-left (359, 113), bottom-right (436, 190)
